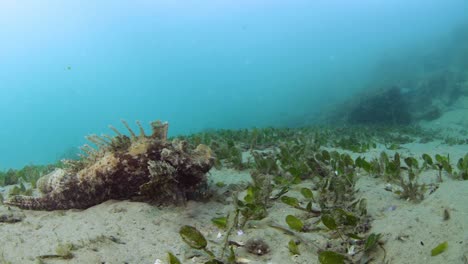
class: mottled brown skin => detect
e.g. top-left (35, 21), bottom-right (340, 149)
top-left (6, 121), bottom-right (214, 211)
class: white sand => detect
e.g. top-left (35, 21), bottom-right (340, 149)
top-left (1, 157), bottom-right (467, 264)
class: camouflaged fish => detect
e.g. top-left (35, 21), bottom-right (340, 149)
top-left (6, 120), bottom-right (214, 210)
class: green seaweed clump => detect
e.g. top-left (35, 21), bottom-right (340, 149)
top-left (318, 250), bottom-right (346, 264)
top-left (435, 154), bottom-right (453, 182)
top-left (167, 252), bottom-right (182, 264)
top-left (358, 152), bottom-right (427, 202)
top-left (0, 164), bottom-right (57, 188)
top-left (8, 181), bottom-right (34, 197)
top-left (457, 154), bottom-right (468, 180)
top-left (178, 225), bottom-right (229, 263)
top-left (394, 155), bottom-right (426, 202)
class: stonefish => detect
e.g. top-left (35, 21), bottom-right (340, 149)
top-left (6, 120), bottom-right (214, 210)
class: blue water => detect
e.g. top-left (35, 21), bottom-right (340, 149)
top-left (1, 0), bottom-right (467, 168)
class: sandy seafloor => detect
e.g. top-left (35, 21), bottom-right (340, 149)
top-left (1, 114), bottom-right (467, 264)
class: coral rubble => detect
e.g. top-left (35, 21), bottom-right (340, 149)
top-left (5, 120), bottom-right (215, 210)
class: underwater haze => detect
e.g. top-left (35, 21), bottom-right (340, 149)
top-left (1, 0), bottom-right (467, 169)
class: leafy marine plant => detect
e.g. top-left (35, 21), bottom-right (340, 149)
top-left (318, 250), bottom-right (346, 264)
top-left (357, 151), bottom-right (433, 202)
top-left (273, 148), bottom-right (382, 263)
top-left (0, 169), bottom-right (19, 186)
top-left (177, 225), bottom-right (234, 264)
top-left (333, 136), bottom-right (376, 153)
top-left (205, 139), bottom-right (244, 170)
top-left (166, 125), bottom-right (437, 263)
top-left (226, 144), bottom-right (245, 170)
top-left (431, 241), bottom-right (448, 256)
top-left (280, 192), bottom-right (320, 215)
top-left (435, 154), bottom-right (453, 182)
top-left (179, 225), bottom-right (215, 257)
top-left (355, 156), bottom-right (372, 175)
top-left (236, 186), bottom-right (267, 226)
top-left (288, 239), bottom-right (300, 255)
top-left (384, 152), bottom-right (403, 182)
top-left (443, 136), bottom-right (468, 146)
top-left (285, 215), bottom-right (305, 232)
top-left (356, 152), bottom-right (394, 180)
top-left (167, 252), bottom-right (182, 264)
top-left (457, 154), bottom-right (468, 180)
top-left (211, 216), bottom-right (228, 230)
top-left (277, 141), bottom-right (312, 180)
top-left (177, 224), bottom-right (240, 264)
top-left (393, 155), bottom-right (426, 202)
top-left (8, 180), bottom-right (33, 197)
top-left (251, 151), bottom-right (278, 176)
top-left (15, 164), bottom-right (57, 188)
top-left (0, 164), bottom-right (58, 189)
top-left (421, 153), bottom-right (434, 170)
top-left (208, 166), bottom-right (276, 259)
top-left (231, 151), bottom-right (280, 226)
